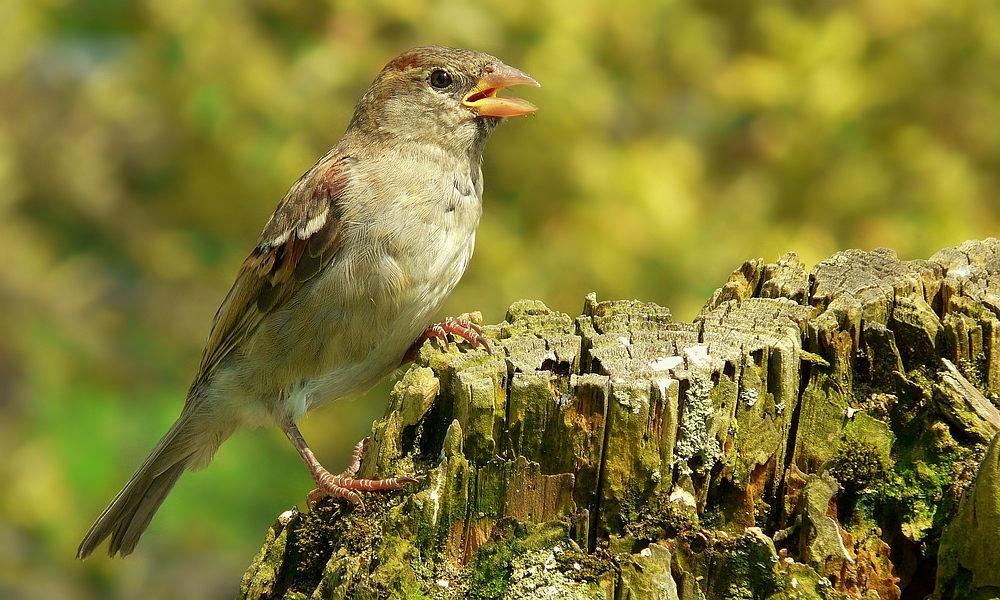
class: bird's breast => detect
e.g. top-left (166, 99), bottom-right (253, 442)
top-left (281, 154), bottom-right (482, 407)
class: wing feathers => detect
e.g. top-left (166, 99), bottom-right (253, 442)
top-left (193, 157), bottom-right (349, 383)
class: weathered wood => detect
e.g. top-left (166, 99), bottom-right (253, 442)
top-left (238, 238), bottom-right (1000, 600)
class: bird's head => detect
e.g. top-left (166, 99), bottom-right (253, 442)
top-left (349, 46), bottom-right (539, 156)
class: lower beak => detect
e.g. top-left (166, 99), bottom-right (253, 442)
top-left (462, 63), bottom-right (540, 118)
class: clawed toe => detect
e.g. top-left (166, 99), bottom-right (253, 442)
top-left (306, 487), bottom-right (332, 507)
top-left (307, 474), bottom-right (420, 509)
top-left (400, 316), bottom-right (493, 365)
top-left (285, 425), bottom-right (419, 510)
top-left (441, 316), bottom-right (491, 354)
top-left (435, 317), bottom-right (491, 352)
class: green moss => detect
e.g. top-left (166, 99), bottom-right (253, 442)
top-left (500, 300), bottom-right (576, 338)
top-left (285, 493), bottom-right (422, 597)
top-left (238, 509), bottom-right (301, 600)
top-left (553, 547), bottom-right (615, 583)
top-left (466, 521), bottom-right (524, 599)
top-left (412, 497), bottom-right (442, 555)
top-left (667, 530), bottom-right (789, 599)
top-left (881, 418), bottom-right (984, 542)
top-left (722, 534), bottom-right (783, 599)
top-left (766, 562), bottom-right (851, 600)
top-left (287, 500), bottom-right (344, 592)
top-left (827, 431), bottom-right (890, 493)
top-left (465, 521), bottom-right (594, 598)
top-left (621, 487), bottom-right (698, 542)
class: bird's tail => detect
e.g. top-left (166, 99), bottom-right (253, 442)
top-left (77, 403), bottom-right (235, 559)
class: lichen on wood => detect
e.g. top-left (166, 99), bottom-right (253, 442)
top-left (238, 238), bottom-right (1000, 600)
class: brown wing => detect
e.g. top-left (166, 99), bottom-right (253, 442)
top-left (190, 155), bottom-right (351, 388)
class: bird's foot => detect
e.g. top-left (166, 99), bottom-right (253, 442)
top-left (305, 437), bottom-right (419, 507)
top-left (401, 316), bottom-right (493, 365)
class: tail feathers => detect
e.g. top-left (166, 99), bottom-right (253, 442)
top-left (79, 461), bottom-right (187, 559)
top-left (77, 408), bottom-right (232, 559)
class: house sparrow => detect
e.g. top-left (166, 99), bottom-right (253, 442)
top-left (77, 46), bottom-right (538, 559)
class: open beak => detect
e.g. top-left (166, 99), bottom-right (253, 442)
top-left (462, 63), bottom-right (540, 118)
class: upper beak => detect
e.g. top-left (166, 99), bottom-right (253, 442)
top-left (462, 62), bottom-right (540, 118)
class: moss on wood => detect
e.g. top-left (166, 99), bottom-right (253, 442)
top-left (238, 238), bottom-right (1000, 599)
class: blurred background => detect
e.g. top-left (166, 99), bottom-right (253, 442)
top-left (1, 0), bottom-right (998, 597)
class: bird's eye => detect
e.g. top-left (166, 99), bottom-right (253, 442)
top-left (429, 69), bottom-right (453, 89)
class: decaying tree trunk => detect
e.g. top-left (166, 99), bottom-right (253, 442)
top-left (237, 238), bottom-right (1000, 600)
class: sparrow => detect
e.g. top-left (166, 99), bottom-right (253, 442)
top-left (77, 46), bottom-right (539, 559)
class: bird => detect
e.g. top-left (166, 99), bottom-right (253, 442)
top-left (77, 46), bottom-right (539, 559)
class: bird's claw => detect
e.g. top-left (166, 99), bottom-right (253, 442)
top-left (402, 316), bottom-right (492, 366)
top-left (305, 437), bottom-right (419, 509)
top-left (439, 316), bottom-right (491, 354)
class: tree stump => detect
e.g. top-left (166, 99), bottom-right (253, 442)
top-left (238, 238), bottom-right (1000, 600)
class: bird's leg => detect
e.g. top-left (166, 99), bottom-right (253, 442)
top-left (400, 316), bottom-right (493, 365)
top-left (283, 423), bottom-right (418, 507)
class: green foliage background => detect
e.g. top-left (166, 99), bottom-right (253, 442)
top-left (0, 0), bottom-right (997, 597)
